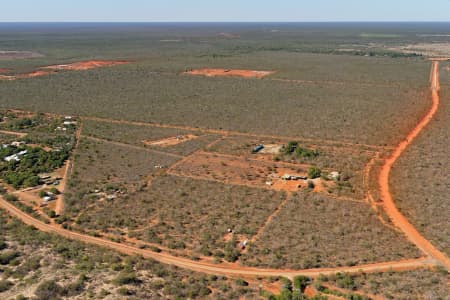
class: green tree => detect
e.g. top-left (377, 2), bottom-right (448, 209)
top-left (308, 167), bottom-right (321, 179)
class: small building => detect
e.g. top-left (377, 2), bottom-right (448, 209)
top-left (42, 196), bottom-right (53, 202)
top-left (4, 150), bottom-right (27, 162)
top-left (4, 154), bottom-right (20, 162)
top-left (106, 194), bottom-right (117, 200)
top-left (238, 240), bottom-right (248, 250)
top-left (11, 141), bottom-right (25, 147)
top-left (328, 171), bottom-right (340, 181)
top-left (251, 144), bottom-right (264, 154)
top-left (281, 174), bottom-right (307, 181)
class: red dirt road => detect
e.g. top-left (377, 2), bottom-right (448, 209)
top-left (379, 61), bottom-right (450, 270)
top-left (0, 130), bottom-right (28, 138)
top-left (0, 196), bottom-right (434, 279)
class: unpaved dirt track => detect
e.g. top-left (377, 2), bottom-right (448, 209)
top-left (379, 61), bottom-right (450, 270)
top-left (0, 196), bottom-right (433, 278)
top-left (0, 130), bottom-right (27, 138)
top-left (81, 116), bottom-right (390, 151)
top-left (55, 124), bottom-right (83, 215)
top-left (82, 135), bottom-right (183, 158)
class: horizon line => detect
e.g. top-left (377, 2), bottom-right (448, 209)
top-left (1, 21), bottom-right (450, 23)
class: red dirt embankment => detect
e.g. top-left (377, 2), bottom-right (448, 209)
top-left (379, 61), bottom-right (450, 270)
top-left (42, 60), bottom-right (128, 71)
top-left (185, 68), bottom-right (275, 79)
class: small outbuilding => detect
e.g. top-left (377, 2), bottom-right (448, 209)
top-left (251, 145), bottom-right (264, 154)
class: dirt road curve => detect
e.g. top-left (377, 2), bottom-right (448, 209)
top-left (0, 130), bottom-right (27, 138)
top-left (0, 196), bottom-right (432, 279)
top-left (379, 61), bottom-right (450, 270)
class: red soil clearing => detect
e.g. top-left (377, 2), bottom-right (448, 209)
top-left (19, 70), bottom-right (54, 78)
top-left (0, 68), bottom-right (10, 73)
top-left (185, 68), bottom-right (275, 79)
top-left (143, 134), bottom-right (198, 147)
top-left (379, 61), bottom-right (450, 270)
top-left (167, 151), bottom-right (327, 193)
top-left (0, 60), bottom-right (129, 81)
top-left (42, 60), bottom-right (128, 71)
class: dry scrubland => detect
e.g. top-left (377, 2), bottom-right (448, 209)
top-left (1, 23), bottom-right (449, 299)
top-left (82, 119), bottom-right (221, 156)
top-left (241, 191), bottom-right (421, 269)
top-left (0, 133), bottom-right (16, 143)
top-left (65, 137), bottom-right (288, 258)
top-left (71, 137), bottom-right (178, 184)
top-left (0, 53), bottom-right (430, 146)
top-left (391, 82), bottom-right (450, 257)
top-left (82, 119), bottom-right (194, 145)
top-left (0, 211), bottom-right (260, 299)
top-left (318, 269), bottom-right (449, 300)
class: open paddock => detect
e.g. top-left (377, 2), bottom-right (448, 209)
top-left (207, 135), bottom-right (376, 198)
top-left (168, 151), bottom-right (329, 192)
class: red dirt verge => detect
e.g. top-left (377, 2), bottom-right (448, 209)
top-left (185, 68), bottom-right (275, 79)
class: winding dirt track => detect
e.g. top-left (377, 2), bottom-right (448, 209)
top-left (379, 61), bottom-right (450, 270)
top-left (0, 62), bottom-right (447, 279)
top-left (0, 130), bottom-right (27, 138)
top-left (0, 195), bottom-right (433, 278)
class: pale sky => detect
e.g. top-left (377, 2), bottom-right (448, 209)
top-left (1, 0), bottom-right (450, 22)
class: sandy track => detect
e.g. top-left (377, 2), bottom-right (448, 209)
top-left (55, 123), bottom-right (83, 215)
top-left (185, 68), bottom-right (275, 79)
top-left (0, 195), bottom-right (433, 279)
top-left (81, 116), bottom-right (389, 151)
top-left (0, 130), bottom-right (27, 138)
top-left (271, 78), bottom-right (401, 89)
top-left (250, 195), bottom-right (293, 243)
top-left (82, 135), bottom-right (183, 159)
top-left (379, 61), bottom-right (450, 270)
